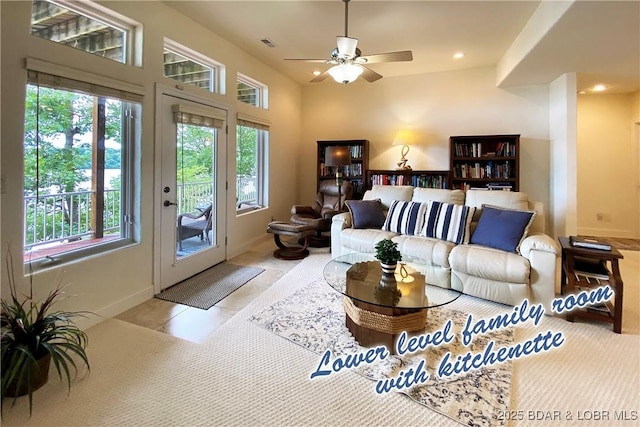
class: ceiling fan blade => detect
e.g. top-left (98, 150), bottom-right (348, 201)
top-left (360, 66), bottom-right (383, 83)
top-left (336, 36), bottom-right (358, 58)
top-left (359, 50), bottom-right (413, 64)
top-left (284, 58), bottom-right (331, 63)
top-left (310, 71), bottom-right (330, 83)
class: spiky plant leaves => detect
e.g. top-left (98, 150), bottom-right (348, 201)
top-left (1, 251), bottom-right (91, 417)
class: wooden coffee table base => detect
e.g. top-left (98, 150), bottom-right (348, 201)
top-left (343, 297), bottom-right (426, 355)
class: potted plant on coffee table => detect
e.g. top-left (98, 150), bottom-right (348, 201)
top-left (1, 254), bottom-right (90, 415)
top-left (374, 239), bottom-right (402, 275)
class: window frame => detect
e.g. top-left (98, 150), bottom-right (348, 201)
top-left (236, 117), bottom-right (269, 215)
top-left (22, 64), bottom-right (142, 272)
top-left (163, 38), bottom-right (226, 95)
top-left (237, 73), bottom-right (269, 109)
top-left (31, 0), bottom-right (142, 66)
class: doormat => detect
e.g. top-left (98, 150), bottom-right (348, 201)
top-left (248, 280), bottom-right (514, 427)
top-left (156, 263), bottom-right (264, 310)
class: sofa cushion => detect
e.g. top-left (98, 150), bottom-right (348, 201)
top-left (392, 235), bottom-right (456, 268)
top-left (412, 188), bottom-right (465, 205)
top-left (345, 199), bottom-right (386, 229)
top-left (363, 185), bottom-right (414, 210)
top-left (420, 201), bottom-right (476, 244)
top-left (470, 205), bottom-right (535, 253)
top-left (449, 245), bottom-right (531, 284)
top-left (382, 200), bottom-right (428, 235)
top-left (341, 229), bottom-right (399, 253)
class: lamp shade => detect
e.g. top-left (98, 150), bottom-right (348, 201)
top-left (328, 63), bottom-right (363, 84)
top-left (392, 130), bottom-right (415, 146)
top-left (325, 146), bottom-right (352, 166)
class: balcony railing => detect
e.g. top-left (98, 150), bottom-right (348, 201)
top-left (23, 177), bottom-right (258, 252)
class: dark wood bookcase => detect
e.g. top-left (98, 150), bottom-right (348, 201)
top-left (317, 140), bottom-right (369, 199)
top-left (450, 134), bottom-right (520, 191)
top-left (366, 170), bottom-right (449, 190)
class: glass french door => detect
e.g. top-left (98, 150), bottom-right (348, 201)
top-left (158, 93), bottom-right (227, 289)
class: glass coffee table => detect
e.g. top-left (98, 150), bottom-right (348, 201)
top-left (323, 252), bottom-right (462, 354)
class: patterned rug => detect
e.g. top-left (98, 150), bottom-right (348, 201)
top-left (249, 280), bottom-right (514, 427)
top-left (156, 263), bottom-right (263, 309)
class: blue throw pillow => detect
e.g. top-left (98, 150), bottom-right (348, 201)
top-left (470, 205), bottom-right (536, 253)
top-left (345, 199), bottom-right (386, 229)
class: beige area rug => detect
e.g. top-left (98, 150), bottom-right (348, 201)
top-left (2, 254), bottom-right (639, 426)
top-left (248, 279), bottom-right (514, 427)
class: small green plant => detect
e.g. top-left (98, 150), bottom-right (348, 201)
top-left (374, 239), bottom-right (402, 264)
top-left (1, 251), bottom-right (90, 416)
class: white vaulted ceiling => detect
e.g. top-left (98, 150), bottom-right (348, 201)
top-left (164, 1), bottom-right (639, 93)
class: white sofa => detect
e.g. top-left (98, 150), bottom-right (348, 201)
top-left (331, 185), bottom-right (560, 312)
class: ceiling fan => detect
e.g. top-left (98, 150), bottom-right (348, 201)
top-left (285, 0), bottom-right (413, 84)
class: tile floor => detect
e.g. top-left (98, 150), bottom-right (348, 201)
top-left (116, 240), bottom-right (640, 342)
top-left (116, 239), bottom-right (329, 343)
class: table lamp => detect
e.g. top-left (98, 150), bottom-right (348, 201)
top-left (324, 145), bottom-right (352, 211)
top-left (392, 130), bottom-right (415, 170)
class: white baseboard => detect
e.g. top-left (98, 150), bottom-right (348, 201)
top-left (227, 233), bottom-right (271, 259)
top-left (78, 286), bottom-right (155, 330)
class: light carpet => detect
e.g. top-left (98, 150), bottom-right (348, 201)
top-left (155, 262), bottom-right (263, 309)
top-left (249, 279), bottom-right (514, 427)
top-left (2, 253), bottom-right (639, 426)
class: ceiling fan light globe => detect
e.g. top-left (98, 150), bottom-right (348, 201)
top-left (328, 63), bottom-right (363, 84)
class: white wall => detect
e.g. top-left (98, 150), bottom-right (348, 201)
top-left (301, 67), bottom-right (551, 225)
top-left (0, 1), bottom-right (301, 327)
top-left (549, 73), bottom-right (578, 238)
top-left (577, 93), bottom-right (638, 238)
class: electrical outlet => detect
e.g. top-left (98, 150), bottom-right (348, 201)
top-left (596, 213), bottom-right (604, 221)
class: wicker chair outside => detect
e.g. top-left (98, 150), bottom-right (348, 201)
top-left (177, 204), bottom-right (213, 250)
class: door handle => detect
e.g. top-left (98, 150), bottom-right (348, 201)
top-left (163, 200), bottom-right (177, 207)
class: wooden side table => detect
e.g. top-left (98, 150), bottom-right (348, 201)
top-left (558, 236), bottom-right (624, 333)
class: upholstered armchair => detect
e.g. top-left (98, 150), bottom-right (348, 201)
top-left (290, 180), bottom-right (353, 247)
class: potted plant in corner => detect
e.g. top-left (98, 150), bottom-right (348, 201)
top-left (1, 252), bottom-right (90, 416)
top-left (374, 238), bottom-right (402, 275)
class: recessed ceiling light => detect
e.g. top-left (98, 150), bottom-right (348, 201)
top-left (578, 91), bottom-right (587, 95)
top-left (312, 70), bottom-right (322, 76)
top-left (453, 52), bottom-right (464, 59)
top-left (593, 84), bottom-right (606, 92)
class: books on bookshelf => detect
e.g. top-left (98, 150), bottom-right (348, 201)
top-left (367, 170), bottom-right (448, 189)
top-left (569, 236), bottom-right (612, 251)
top-left (452, 140), bottom-right (516, 158)
top-left (452, 161), bottom-right (513, 179)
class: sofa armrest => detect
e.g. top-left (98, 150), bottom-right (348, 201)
top-left (520, 233), bottom-right (560, 313)
top-left (331, 212), bottom-right (352, 257)
top-left (520, 233), bottom-right (560, 258)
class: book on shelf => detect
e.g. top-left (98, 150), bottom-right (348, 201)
top-left (569, 236), bottom-right (612, 251)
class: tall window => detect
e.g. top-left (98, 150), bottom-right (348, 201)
top-left (164, 39), bottom-right (225, 94)
top-left (236, 115), bottom-right (269, 213)
top-left (237, 73), bottom-right (268, 109)
top-left (30, 0), bottom-right (138, 65)
top-left (23, 69), bottom-right (141, 268)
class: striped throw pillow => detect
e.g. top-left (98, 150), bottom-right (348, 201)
top-left (420, 201), bottom-right (476, 244)
top-left (382, 200), bottom-right (428, 235)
